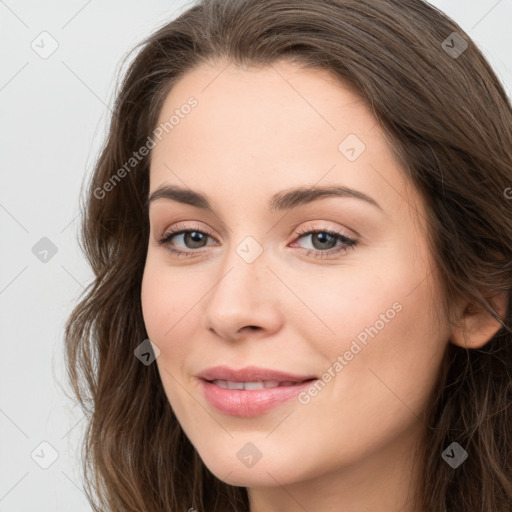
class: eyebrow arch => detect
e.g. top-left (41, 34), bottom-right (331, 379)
top-left (146, 184), bottom-right (383, 212)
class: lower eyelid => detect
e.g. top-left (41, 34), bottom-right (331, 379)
top-left (292, 234), bottom-right (356, 254)
top-left (159, 229), bottom-right (356, 259)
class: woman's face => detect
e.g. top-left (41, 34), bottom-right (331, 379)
top-left (141, 59), bottom-right (452, 495)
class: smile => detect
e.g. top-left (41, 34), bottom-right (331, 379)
top-left (200, 378), bottom-right (317, 416)
top-left (211, 379), bottom-right (302, 390)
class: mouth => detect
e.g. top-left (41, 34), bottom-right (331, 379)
top-left (196, 365), bottom-right (317, 384)
top-left (198, 374), bottom-right (318, 417)
top-left (206, 378), bottom-right (316, 390)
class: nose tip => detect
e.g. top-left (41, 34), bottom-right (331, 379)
top-left (208, 324), bottom-right (261, 341)
top-left (202, 258), bottom-right (283, 341)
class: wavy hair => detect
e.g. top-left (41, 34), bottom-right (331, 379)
top-left (64, 0), bottom-right (512, 510)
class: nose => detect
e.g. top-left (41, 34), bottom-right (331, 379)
top-left (202, 250), bottom-right (283, 342)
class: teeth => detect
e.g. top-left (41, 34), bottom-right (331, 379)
top-left (214, 380), bottom-right (230, 389)
top-left (212, 379), bottom-right (299, 390)
top-left (244, 381), bottom-right (265, 390)
top-left (227, 381), bottom-right (244, 390)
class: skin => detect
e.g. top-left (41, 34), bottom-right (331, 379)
top-left (140, 59), bottom-right (505, 512)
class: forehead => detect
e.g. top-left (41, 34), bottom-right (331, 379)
top-left (153, 59), bottom-right (377, 151)
top-left (148, 59), bottom-right (416, 222)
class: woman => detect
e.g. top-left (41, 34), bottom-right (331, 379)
top-left (65, 0), bottom-right (512, 510)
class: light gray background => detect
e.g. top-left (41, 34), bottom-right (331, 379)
top-left (1, 1), bottom-right (511, 510)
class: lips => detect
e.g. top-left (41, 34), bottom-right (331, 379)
top-left (211, 380), bottom-right (300, 390)
top-left (196, 365), bottom-right (318, 416)
top-left (199, 379), bottom-right (317, 417)
top-left (197, 365), bottom-right (317, 383)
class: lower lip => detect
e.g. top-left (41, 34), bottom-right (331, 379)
top-left (199, 379), bottom-right (317, 417)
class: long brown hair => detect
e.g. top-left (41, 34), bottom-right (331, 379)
top-left (64, 0), bottom-right (512, 510)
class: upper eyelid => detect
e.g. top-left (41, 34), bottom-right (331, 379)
top-left (159, 222), bottom-right (352, 237)
top-left (159, 223), bottom-right (356, 245)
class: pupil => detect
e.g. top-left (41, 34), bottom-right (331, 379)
top-left (186, 231), bottom-right (205, 248)
top-left (312, 232), bottom-right (335, 250)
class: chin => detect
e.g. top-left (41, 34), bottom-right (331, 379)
top-left (197, 445), bottom-right (305, 488)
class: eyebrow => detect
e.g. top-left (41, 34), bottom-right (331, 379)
top-left (146, 184), bottom-right (383, 212)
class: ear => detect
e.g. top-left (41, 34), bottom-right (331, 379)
top-left (450, 291), bottom-right (509, 349)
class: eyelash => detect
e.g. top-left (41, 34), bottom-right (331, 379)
top-left (157, 222), bottom-right (357, 260)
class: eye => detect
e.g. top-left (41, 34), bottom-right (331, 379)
top-left (157, 222), bottom-right (216, 258)
top-left (290, 225), bottom-right (357, 259)
top-left (157, 222), bottom-right (357, 259)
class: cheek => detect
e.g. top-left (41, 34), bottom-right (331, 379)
top-left (140, 257), bottom-right (211, 387)
top-left (292, 239), bottom-right (444, 402)
top-left (141, 264), bottom-right (170, 341)
top-left (140, 260), bottom-right (198, 408)
top-left (141, 256), bottom-right (196, 340)
top-left (278, 263), bottom-right (411, 361)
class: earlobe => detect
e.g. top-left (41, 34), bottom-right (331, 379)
top-left (449, 291), bottom-right (508, 349)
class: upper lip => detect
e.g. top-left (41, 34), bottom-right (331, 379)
top-left (197, 365), bottom-right (317, 383)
